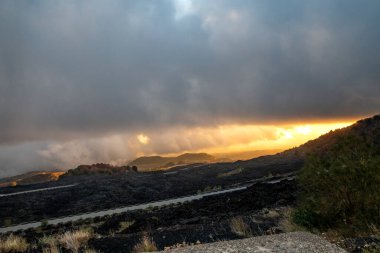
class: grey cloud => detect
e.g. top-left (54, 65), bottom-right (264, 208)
top-left (1, 0), bottom-right (380, 176)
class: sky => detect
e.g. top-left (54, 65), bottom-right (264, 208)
top-left (0, 0), bottom-right (379, 177)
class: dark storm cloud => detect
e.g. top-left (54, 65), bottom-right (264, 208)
top-left (1, 0), bottom-right (380, 144)
top-left (0, 0), bottom-right (380, 176)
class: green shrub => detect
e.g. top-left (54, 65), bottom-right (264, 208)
top-left (296, 136), bottom-right (380, 233)
top-left (292, 208), bottom-right (318, 229)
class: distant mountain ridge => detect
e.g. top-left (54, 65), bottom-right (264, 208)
top-left (128, 153), bottom-right (215, 171)
top-left (2, 114), bottom-right (379, 186)
top-left (214, 149), bottom-right (282, 161)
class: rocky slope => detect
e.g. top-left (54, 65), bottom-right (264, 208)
top-left (157, 232), bottom-right (346, 253)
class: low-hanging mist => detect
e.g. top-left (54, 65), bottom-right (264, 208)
top-left (0, 121), bottom-right (354, 177)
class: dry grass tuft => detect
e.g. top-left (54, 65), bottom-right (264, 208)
top-left (118, 220), bottom-right (135, 233)
top-left (40, 234), bottom-right (60, 253)
top-left (40, 235), bottom-right (58, 247)
top-left (42, 245), bottom-right (61, 253)
top-left (0, 234), bottom-right (29, 252)
top-left (59, 229), bottom-right (92, 253)
top-left (217, 168), bottom-right (243, 178)
top-left (368, 223), bottom-right (380, 236)
top-left (133, 234), bottom-right (158, 252)
top-left (83, 249), bottom-right (99, 253)
top-left (261, 208), bottom-right (280, 219)
top-left (229, 216), bottom-right (252, 237)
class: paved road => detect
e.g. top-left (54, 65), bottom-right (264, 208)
top-left (158, 232), bottom-right (347, 253)
top-left (0, 174), bottom-right (295, 234)
top-left (0, 184), bottom-right (78, 197)
top-left (0, 185), bottom-right (248, 233)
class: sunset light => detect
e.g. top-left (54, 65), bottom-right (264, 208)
top-left (193, 121), bottom-right (355, 155)
top-left (137, 133), bottom-right (150, 145)
top-left (1, 1), bottom-right (379, 250)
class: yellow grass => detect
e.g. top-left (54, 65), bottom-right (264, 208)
top-left (133, 234), bottom-right (158, 252)
top-left (0, 234), bottom-right (29, 252)
top-left (217, 168), bottom-right (243, 178)
top-left (42, 245), bottom-right (61, 253)
top-left (229, 216), bottom-right (252, 237)
top-left (59, 229), bottom-right (92, 253)
top-left (118, 220), bottom-right (135, 233)
top-left (83, 249), bottom-right (99, 253)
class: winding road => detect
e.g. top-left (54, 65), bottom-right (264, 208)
top-left (0, 173), bottom-right (296, 234)
top-left (0, 185), bottom-right (248, 233)
top-left (0, 184), bottom-right (78, 197)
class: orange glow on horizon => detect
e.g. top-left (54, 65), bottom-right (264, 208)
top-left (209, 121), bottom-right (354, 153)
top-left (160, 120), bottom-right (357, 157)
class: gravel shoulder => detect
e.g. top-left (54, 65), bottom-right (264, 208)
top-left (158, 232), bottom-right (347, 253)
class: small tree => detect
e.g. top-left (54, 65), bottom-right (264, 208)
top-left (296, 135), bottom-right (380, 232)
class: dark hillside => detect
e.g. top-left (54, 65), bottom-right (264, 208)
top-left (290, 114), bottom-right (380, 156)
